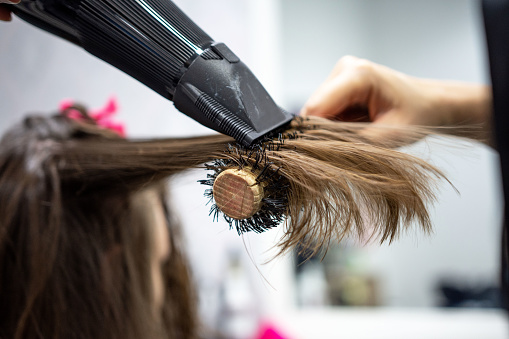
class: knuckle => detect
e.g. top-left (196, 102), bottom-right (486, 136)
top-left (353, 59), bottom-right (374, 73)
top-left (336, 55), bottom-right (373, 71)
top-left (334, 56), bottom-right (376, 80)
top-left (337, 55), bottom-right (359, 65)
top-left (334, 55), bottom-right (358, 71)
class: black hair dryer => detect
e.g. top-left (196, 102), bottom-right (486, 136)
top-left (6, 0), bottom-right (292, 146)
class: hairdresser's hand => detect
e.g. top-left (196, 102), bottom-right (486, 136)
top-left (0, 0), bottom-right (20, 22)
top-left (301, 56), bottom-right (492, 144)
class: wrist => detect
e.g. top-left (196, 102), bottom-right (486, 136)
top-left (425, 80), bottom-right (493, 143)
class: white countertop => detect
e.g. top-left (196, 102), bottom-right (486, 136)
top-left (271, 307), bottom-right (509, 339)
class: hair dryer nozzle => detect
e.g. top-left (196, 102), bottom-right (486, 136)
top-left (174, 43), bottom-right (293, 146)
top-left (9, 0), bottom-right (292, 146)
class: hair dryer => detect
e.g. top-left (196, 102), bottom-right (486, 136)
top-left (5, 0), bottom-right (292, 146)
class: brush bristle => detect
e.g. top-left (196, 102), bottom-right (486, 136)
top-left (199, 136), bottom-right (293, 234)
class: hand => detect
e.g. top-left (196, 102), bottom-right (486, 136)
top-left (0, 0), bottom-right (20, 22)
top-left (301, 56), bottom-right (492, 144)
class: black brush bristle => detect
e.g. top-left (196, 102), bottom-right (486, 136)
top-left (198, 132), bottom-right (298, 235)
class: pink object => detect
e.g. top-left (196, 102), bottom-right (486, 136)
top-left (255, 321), bottom-right (292, 339)
top-left (59, 96), bottom-right (126, 137)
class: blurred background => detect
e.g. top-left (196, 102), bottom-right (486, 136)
top-left (1, 0), bottom-right (508, 338)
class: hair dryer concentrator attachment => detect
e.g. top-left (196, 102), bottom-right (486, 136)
top-left (9, 0), bottom-right (293, 146)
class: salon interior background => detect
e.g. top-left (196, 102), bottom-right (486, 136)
top-left (0, 0), bottom-right (507, 338)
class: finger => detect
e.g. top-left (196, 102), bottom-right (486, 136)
top-left (301, 70), bottom-right (372, 120)
top-left (327, 55), bottom-right (364, 81)
top-left (335, 105), bottom-right (371, 122)
top-left (0, 7), bottom-right (12, 21)
top-left (358, 109), bottom-right (422, 147)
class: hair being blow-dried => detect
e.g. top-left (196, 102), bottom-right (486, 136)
top-left (201, 118), bottom-right (447, 257)
top-left (0, 109), bottom-right (446, 338)
top-left (53, 115), bottom-right (445, 258)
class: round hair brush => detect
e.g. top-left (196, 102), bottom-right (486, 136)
top-left (200, 117), bottom-right (448, 256)
top-left (200, 139), bottom-right (293, 234)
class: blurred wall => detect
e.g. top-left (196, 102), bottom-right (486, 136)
top-left (279, 0), bottom-right (501, 307)
top-left (280, 0), bottom-right (487, 109)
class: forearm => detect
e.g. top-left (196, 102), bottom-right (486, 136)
top-left (423, 80), bottom-right (493, 145)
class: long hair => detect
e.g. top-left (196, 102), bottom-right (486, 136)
top-left (53, 115), bottom-right (445, 256)
top-left (0, 108), bottom-right (446, 338)
top-left (0, 113), bottom-right (198, 339)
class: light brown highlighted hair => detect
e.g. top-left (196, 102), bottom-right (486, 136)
top-left (0, 109), bottom-right (446, 338)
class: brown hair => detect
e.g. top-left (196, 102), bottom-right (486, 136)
top-left (0, 110), bottom-right (446, 338)
top-left (0, 114), bottom-right (198, 339)
top-left (201, 118), bottom-right (447, 257)
top-left (44, 115), bottom-right (445, 256)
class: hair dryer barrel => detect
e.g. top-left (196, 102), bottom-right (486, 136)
top-left (9, 0), bottom-right (292, 146)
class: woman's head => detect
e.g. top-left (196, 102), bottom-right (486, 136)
top-left (0, 112), bottom-right (198, 339)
